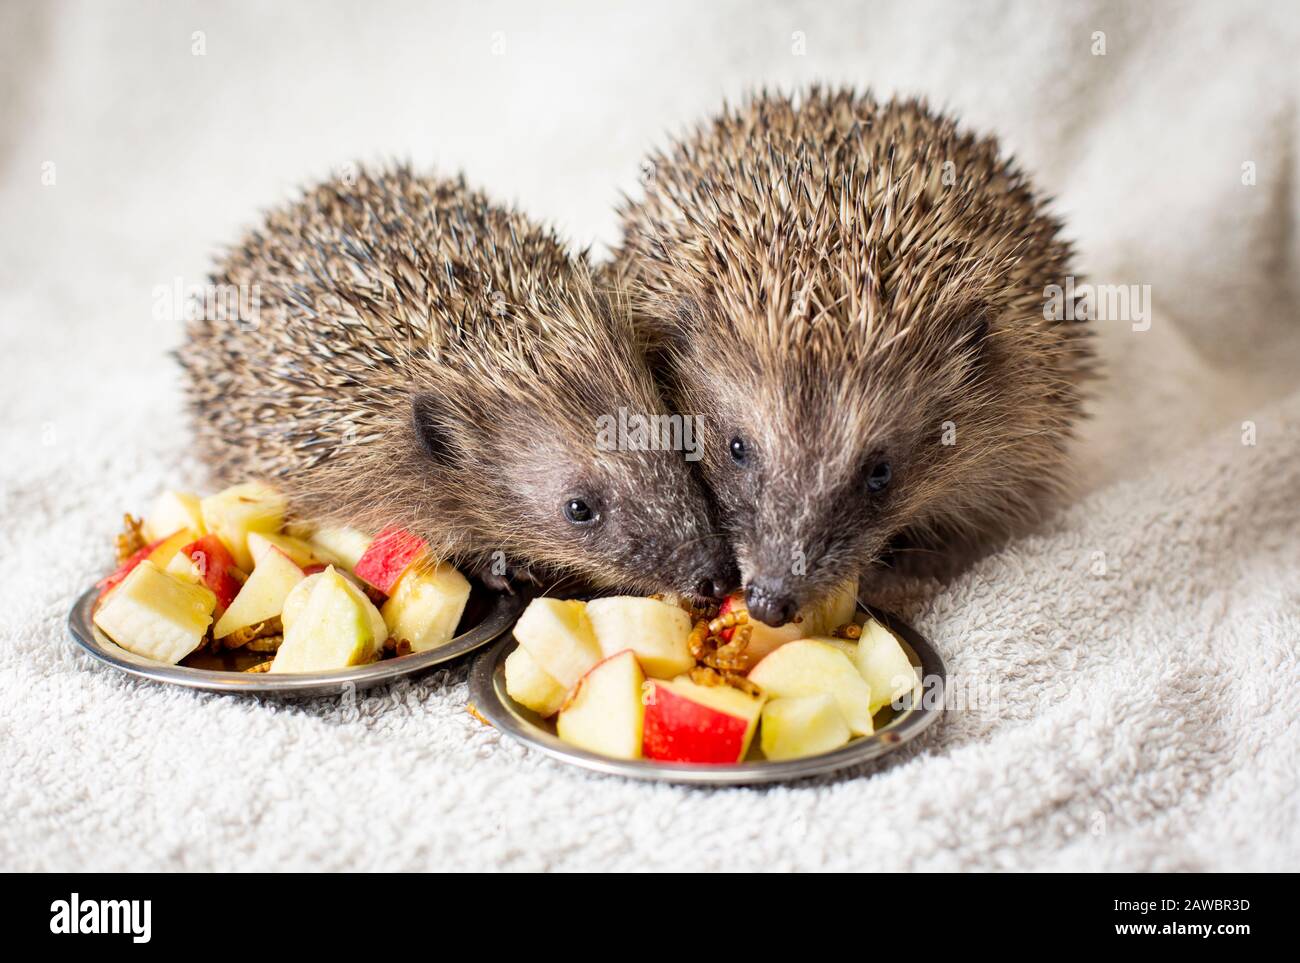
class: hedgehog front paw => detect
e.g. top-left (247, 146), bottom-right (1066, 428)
top-left (476, 557), bottom-right (543, 595)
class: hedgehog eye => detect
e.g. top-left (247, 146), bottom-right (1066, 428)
top-left (866, 460), bottom-right (892, 494)
top-left (729, 436), bottom-right (749, 466)
top-left (563, 498), bottom-right (598, 526)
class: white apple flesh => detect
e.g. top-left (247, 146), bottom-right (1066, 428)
top-left (808, 576), bottom-right (859, 635)
top-left (163, 533), bottom-right (243, 613)
top-left (247, 531), bottom-right (324, 570)
top-left (512, 598), bottom-right (602, 689)
top-left (381, 562), bottom-right (471, 652)
top-left (213, 547), bottom-right (304, 639)
top-left (270, 566), bottom-right (382, 672)
top-left (716, 594), bottom-right (807, 669)
top-left (280, 571), bottom-right (387, 643)
top-left (555, 650), bottom-right (645, 760)
top-left (308, 526), bottom-right (373, 572)
top-left (142, 489), bottom-right (205, 543)
top-left (93, 560), bottom-right (215, 664)
top-left (504, 646), bottom-right (568, 718)
top-left (748, 639), bottom-right (875, 736)
top-left (200, 481), bottom-right (286, 571)
top-left (760, 694), bottom-right (852, 760)
top-left (585, 596), bottom-right (694, 679)
top-left (856, 618), bottom-right (919, 712)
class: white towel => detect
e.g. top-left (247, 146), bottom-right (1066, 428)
top-left (1, 0), bottom-right (1296, 870)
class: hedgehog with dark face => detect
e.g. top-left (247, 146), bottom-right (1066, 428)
top-left (179, 166), bottom-right (738, 600)
top-left (614, 88), bottom-right (1093, 625)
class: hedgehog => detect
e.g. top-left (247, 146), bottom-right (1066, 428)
top-left (178, 165), bottom-right (739, 599)
top-left (613, 87), bottom-right (1094, 625)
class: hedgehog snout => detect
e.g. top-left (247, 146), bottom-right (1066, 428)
top-left (744, 579), bottom-right (799, 627)
top-left (669, 534), bottom-right (740, 600)
top-left (695, 552), bottom-right (741, 600)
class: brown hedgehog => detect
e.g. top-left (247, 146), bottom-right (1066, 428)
top-left (614, 88), bottom-right (1093, 625)
top-left (178, 165), bottom-right (738, 599)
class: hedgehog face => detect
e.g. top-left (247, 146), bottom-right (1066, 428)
top-left (668, 343), bottom-right (938, 625)
top-left (528, 443), bottom-right (739, 599)
top-left (410, 385), bottom-right (738, 600)
top-left (656, 275), bottom-right (1070, 626)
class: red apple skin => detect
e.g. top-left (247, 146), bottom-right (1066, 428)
top-left (642, 681), bottom-right (750, 764)
top-left (178, 534), bottom-right (242, 612)
top-left (717, 594), bottom-right (739, 642)
top-left (96, 539), bottom-right (162, 599)
top-left (352, 527), bottom-right (427, 595)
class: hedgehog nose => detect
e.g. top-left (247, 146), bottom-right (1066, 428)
top-left (696, 579), bottom-right (722, 600)
top-left (696, 556), bottom-right (740, 600)
top-left (695, 576), bottom-right (731, 601)
top-left (745, 582), bottom-right (798, 627)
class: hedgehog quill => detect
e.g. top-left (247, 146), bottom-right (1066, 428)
top-left (179, 166), bottom-right (738, 599)
top-left (615, 88), bottom-right (1094, 625)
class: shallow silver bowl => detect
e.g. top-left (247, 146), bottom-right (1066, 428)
top-left (68, 582), bottom-right (527, 698)
top-left (469, 605), bottom-right (946, 785)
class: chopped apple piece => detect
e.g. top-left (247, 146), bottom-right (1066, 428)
top-left (642, 676), bottom-right (765, 763)
top-left (142, 489), bottom-right (205, 542)
top-left (748, 639), bottom-right (874, 736)
top-left (760, 694), bottom-right (852, 761)
top-left (213, 548), bottom-right (304, 639)
top-left (279, 574), bottom-right (317, 631)
top-left (504, 646), bottom-right (568, 717)
top-left (200, 481), bottom-right (286, 571)
top-left (97, 529), bottom-right (191, 598)
top-left (555, 650), bottom-right (645, 760)
top-left (856, 618), bottom-right (918, 712)
top-left (143, 528), bottom-right (194, 570)
top-left (816, 635), bottom-right (859, 662)
top-left (247, 531), bottom-right (323, 570)
top-left (353, 527), bottom-right (428, 594)
top-left (809, 576), bottom-right (859, 635)
top-left (164, 533), bottom-right (243, 612)
top-left (585, 596), bottom-right (694, 679)
top-left (308, 526), bottom-right (372, 571)
top-left (280, 571), bottom-right (387, 643)
top-left (512, 598), bottom-right (601, 689)
top-left (270, 566), bottom-right (382, 672)
top-left (93, 560), bottom-right (215, 664)
top-left (381, 561), bottom-right (471, 652)
top-left (743, 617), bottom-right (814, 663)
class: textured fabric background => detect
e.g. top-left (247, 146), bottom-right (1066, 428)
top-left (1, 0), bottom-right (1297, 871)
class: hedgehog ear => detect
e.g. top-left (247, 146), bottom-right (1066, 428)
top-left (410, 390), bottom-right (460, 467)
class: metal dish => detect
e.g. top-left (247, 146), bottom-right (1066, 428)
top-left (469, 605), bottom-right (946, 785)
top-left (68, 581), bottom-right (527, 698)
